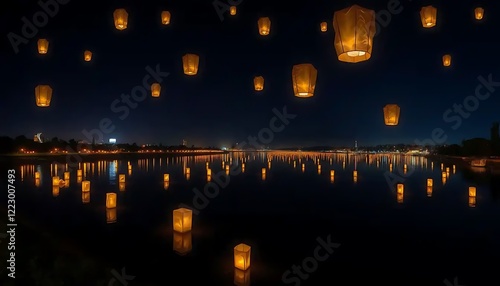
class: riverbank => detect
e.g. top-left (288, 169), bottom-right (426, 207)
top-left (426, 154), bottom-right (500, 169)
top-left (0, 151), bottom-right (228, 163)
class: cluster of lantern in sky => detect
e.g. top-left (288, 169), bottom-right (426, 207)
top-left (33, 5), bottom-right (486, 129)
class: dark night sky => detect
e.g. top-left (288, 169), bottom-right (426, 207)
top-left (2, 0), bottom-right (500, 147)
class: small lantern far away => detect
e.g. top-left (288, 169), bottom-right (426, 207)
top-left (333, 5), bottom-right (375, 63)
top-left (254, 76), bottom-right (264, 91)
top-left (161, 11), bottom-right (171, 25)
top-left (77, 169), bottom-right (82, 177)
top-left (84, 50), bottom-right (92, 62)
top-left (35, 85), bottom-right (52, 107)
top-left (182, 53), bottom-right (199, 75)
top-left (64, 172), bottom-right (70, 180)
top-left (320, 22), bottom-right (327, 32)
top-left (383, 104), bottom-right (400, 126)
top-left (37, 39), bottom-right (49, 54)
top-left (420, 6), bottom-right (437, 28)
top-left (113, 8), bottom-right (128, 30)
top-left (52, 176), bottom-right (59, 186)
top-left (164, 173), bottom-right (169, 182)
top-left (173, 208), bottom-right (192, 233)
top-left (427, 178), bottom-right (433, 187)
top-left (82, 180), bottom-right (90, 192)
top-left (474, 7), bottom-right (484, 20)
top-left (35, 171), bottom-right (40, 180)
top-left (397, 183), bottom-right (404, 194)
top-left (230, 6), bottom-right (237, 16)
top-left (106, 193), bottom-right (117, 208)
top-left (151, 83), bottom-right (161, 97)
top-left (469, 187), bottom-right (476, 197)
top-left (442, 54), bottom-right (451, 67)
top-left (258, 17), bottom-right (271, 36)
top-left (118, 174), bottom-right (125, 183)
top-left (234, 243), bottom-right (251, 270)
top-left (292, 64), bottom-right (317, 98)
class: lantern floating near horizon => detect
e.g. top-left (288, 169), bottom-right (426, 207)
top-left (35, 171), bottom-right (40, 180)
top-left (173, 208), bottom-right (192, 233)
top-left (469, 186), bottom-right (476, 197)
top-left (37, 39), bottom-right (49, 54)
top-left (442, 54), bottom-right (451, 67)
top-left (35, 85), bottom-right (52, 107)
top-left (383, 104), bottom-right (400, 126)
top-left (474, 7), bottom-right (484, 20)
top-left (427, 178), bottom-right (433, 187)
top-left (320, 21), bottom-right (327, 32)
top-left (164, 173), bottom-right (170, 182)
top-left (234, 268), bottom-right (251, 286)
top-left (254, 76), bottom-right (264, 91)
top-left (161, 11), bottom-right (171, 25)
top-left (52, 176), bottom-right (59, 186)
top-left (292, 64), bottom-right (317, 98)
top-left (230, 6), bottom-right (237, 15)
top-left (113, 8), bottom-right (128, 30)
top-left (82, 181), bottom-right (90, 193)
top-left (257, 17), bottom-right (271, 35)
top-left (64, 172), bottom-right (70, 181)
top-left (77, 169), bottom-right (82, 177)
top-left (173, 231), bottom-right (192, 255)
top-left (106, 193), bottom-right (117, 208)
top-left (118, 174), bottom-right (125, 183)
top-left (106, 208), bottom-right (117, 223)
top-left (151, 83), bottom-right (161, 97)
top-left (397, 183), bottom-right (404, 194)
top-left (330, 170), bottom-right (335, 177)
top-left (420, 6), bottom-right (437, 28)
top-left (234, 243), bottom-right (251, 270)
top-left (84, 50), bottom-right (92, 62)
top-left (182, 54), bottom-right (199, 75)
top-left (333, 5), bottom-right (375, 63)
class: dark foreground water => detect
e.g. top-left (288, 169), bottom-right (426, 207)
top-left (1, 152), bottom-right (499, 286)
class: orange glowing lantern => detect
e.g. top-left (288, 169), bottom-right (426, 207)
top-left (254, 76), bottom-right (264, 91)
top-left (52, 176), bottom-right (59, 186)
top-left (35, 85), bottom-right (52, 107)
top-left (113, 9), bottom-right (128, 30)
top-left (230, 6), bottom-right (237, 15)
top-left (84, 50), bottom-right (92, 61)
top-left (151, 83), bottom-right (161, 97)
top-left (442, 54), bottom-right (451, 67)
top-left (182, 54), bottom-right (199, 75)
top-left (426, 186), bottom-right (432, 197)
top-left (37, 39), bottom-right (49, 54)
top-left (420, 6), bottom-right (437, 28)
top-left (52, 186), bottom-right (59, 197)
top-left (468, 187), bottom-right (476, 197)
top-left (164, 174), bottom-right (170, 181)
top-left (383, 104), bottom-right (400, 126)
top-left (320, 22), bottom-right (327, 32)
top-left (173, 208), bottom-right (192, 233)
top-left (292, 64), bottom-right (317, 98)
top-left (64, 172), bottom-right (70, 181)
top-left (474, 7), bottom-right (484, 20)
top-left (77, 169), bottom-right (82, 177)
top-left (106, 193), bottom-right (117, 208)
top-left (257, 17), bottom-right (271, 35)
top-left (234, 243), bottom-right (251, 270)
top-left (333, 5), bottom-right (375, 63)
top-left (397, 183), bottom-right (404, 194)
top-left (427, 179), bottom-right (433, 187)
top-left (35, 171), bottom-right (40, 179)
top-left (469, 197), bottom-right (476, 207)
top-left (118, 174), bottom-right (125, 183)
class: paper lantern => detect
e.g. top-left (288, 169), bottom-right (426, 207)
top-left (468, 187), bottom-right (476, 197)
top-left (84, 50), bottom-right (92, 61)
top-left (173, 208), bottom-right (192, 233)
top-left (52, 176), bottom-right (59, 186)
top-left (35, 85), bottom-right (52, 107)
top-left (330, 170), bottom-right (335, 177)
top-left (77, 176), bottom-right (82, 183)
top-left (420, 6), bottom-right (437, 28)
top-left (164, 173), bottom-right (170, 181)
top-left (77, 169), bottom-right (82, 177)
top-left (474, 7), bottom-right (484, 20)
top-left (427, 179), bottom-right (433, 187)
top-left (230, 6), bottom-right (237, 15)
top-left (353, 170), bottom-right (357, 177)
top-left (118, 174), bottom-right (125, 183)
top-left (442, 54), bottom-right (451, 67)
top-left (257, 17), bottom-right (271, 35)
top-left (317, 165), bottom-right (321, 174)
top-left (441, 163), bottom-right (444, 170)
top-left (186, 167), bottom-right (191, 174)
top-left (333, 5), bottom-right (375, 63)
top-left (113, 9), bottom-right (128, 30)
top-left (64, 172), bottom-right (70, 180)
top-left (383, 104), bottom-right (400, 126)
top-left (234, 243), bottom-right (251, 270)
top-left (119, 182), bottom-right (125, 192)
top-left (182, 54), bottom-right (199, 75)
top-left (320, 22), bottom-right (327, 32)
top-left (82, 181), bottom-right (90, 192)
top-left (161, 11), bottom-right (171, 24)
top-left (397, 183), bottom-right (404, 194)
top-left (106, 193), bottom-right (117, 208)
top-left (52, 186), bottom-right (59, 197)
top-left (254, 76), bottom-right (264, 91)
top-left (441, 171), bottom-right (446, 178)
top-left (262, 168), bottom-right (266, 175)
top-left (37, 39), bottom-right (49, 54)
top-left (35, 171), bottom-right (40, 179)
top-left (173, 231), bottom-right (192, 255)
top-left (241, 163), bottom-right (245, 173)
top-left (291, 64), bottom-right (317, 98)
top-left (151, 83), bottom-right (161, 97)
top-left (234, 268), bottom-right (250, 286)
top-left (207, 169), bottom-right (212, 176)
top-left (79, 190), bottom-right (90, 203)
top-left (468, 197), bottom-right (476, 208)
top-left (106, 208), bottom-right (117, 223)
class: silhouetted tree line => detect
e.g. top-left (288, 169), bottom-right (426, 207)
top-left (0, 135), bottom-right (220, 154)
top-left (437, 138), bottom-right (500, 157)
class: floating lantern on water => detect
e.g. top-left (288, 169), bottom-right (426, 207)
top-left (468, 197), bottom-right (476, 208)
top-left (52, 176), bottom-right (59, 186)
top-left (173, 208), bottom-right (192, 233)
top-left (427, 186), bottom-right (432, 197)
top-left (64, 172), bottom-right (70, 181)
top-left (118, 174), bottom-right (125, 183)
top-left (427, 178), bottom-right (433, 187)
top-left (35, 178), bottom-right (40, 187)
top-left (468, 187), bottom-right (476, 197)
top-left (106, 193), bottom-right (117, 208)
top-left (397, 183), bottom-right (404, 194)
top-left (164, 174), bottom-right (169, 182)
top-left (234, 243), bottom-right (251, 270)
top-left (35, 171), bottom-right (40, 180)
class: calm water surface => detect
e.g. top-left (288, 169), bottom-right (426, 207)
top-left (5, 152), bottom-right (500, 285)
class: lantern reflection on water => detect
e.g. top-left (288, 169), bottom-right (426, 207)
top-left (173, 231), bottom-right (192, 255)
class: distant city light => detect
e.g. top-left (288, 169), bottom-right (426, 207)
top-left (109, 138), bottom-right (116, 144)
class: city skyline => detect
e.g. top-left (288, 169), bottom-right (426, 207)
top-left (3, 0), bottom-right (500, 147)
